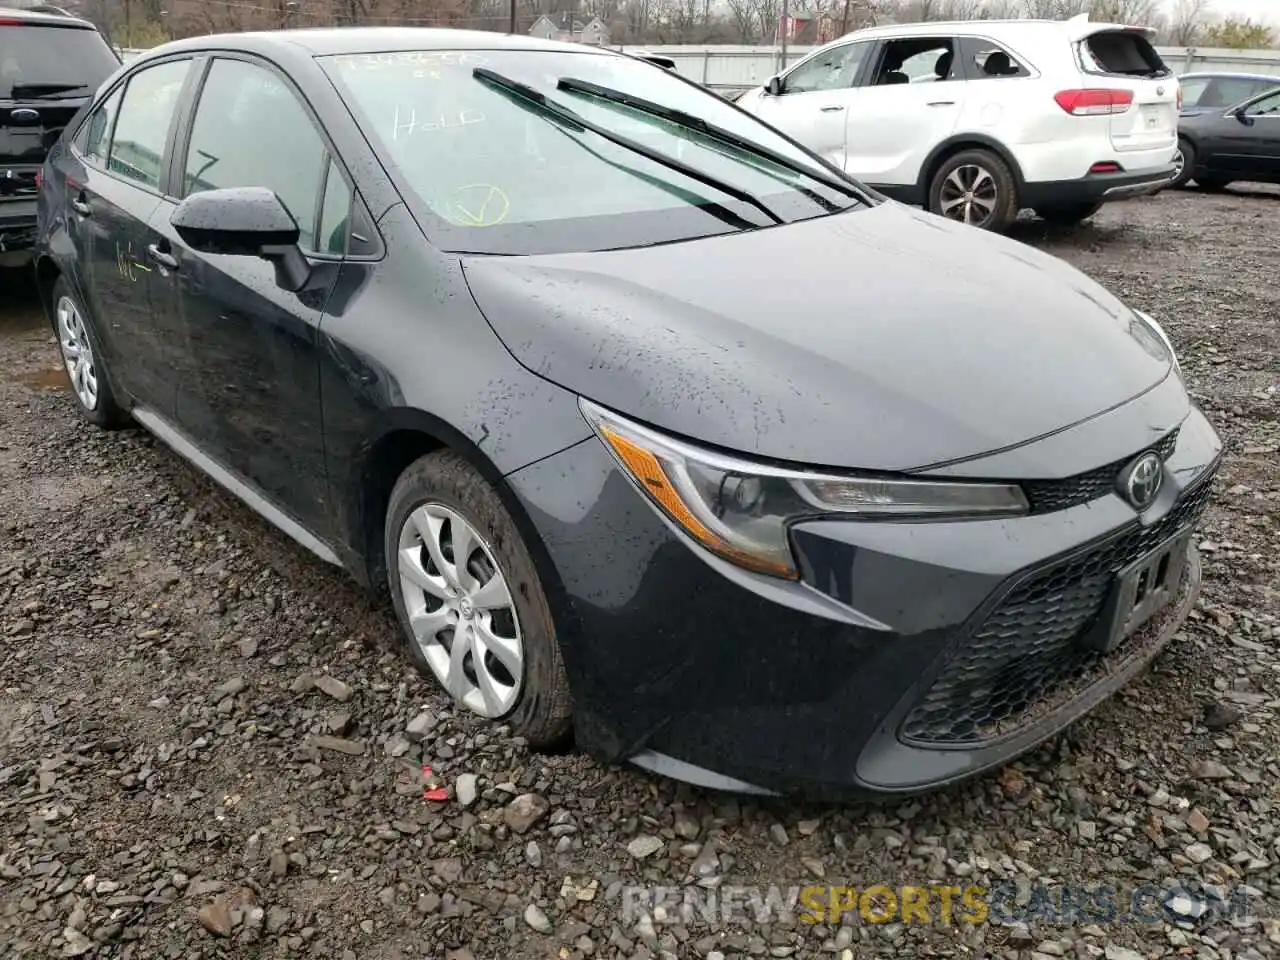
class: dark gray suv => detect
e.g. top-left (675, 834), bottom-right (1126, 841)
top-left (0, 4), bottom-right (119, 265)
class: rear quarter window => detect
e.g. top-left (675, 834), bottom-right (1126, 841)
top-left (1078, 31), bottom-right (1170, 79)
top-left (0, 23), bottom-right (120, 99)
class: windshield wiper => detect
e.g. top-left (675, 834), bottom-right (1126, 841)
top-left (472, 67), bottom-right (782, 226)
top-left (9, 82), bottom-right (89, 98)
top-left (556, 77), bottom-right (866, 205)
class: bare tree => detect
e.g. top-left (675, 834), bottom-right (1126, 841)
top-left (1020, 0), bottom-right (1086, 17)
top-left (1166, 0), bottom-right (1210, 44)
top-left (982, 0), bottom-right (1024, 17)
top-left (1087, 0), bottom-right (1158, 24)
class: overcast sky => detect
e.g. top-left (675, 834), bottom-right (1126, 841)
top-left (1182, 0), bottom-right (1278, 24)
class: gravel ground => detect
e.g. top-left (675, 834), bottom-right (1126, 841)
top-left (2, 185), bottom-right (1279, 960)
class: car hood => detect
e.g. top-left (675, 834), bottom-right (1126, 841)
top-left (461, 201), bottom-right (1173, 473)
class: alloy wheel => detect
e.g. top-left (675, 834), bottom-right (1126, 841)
top-left (1172, 147), bottom-right (1185, 180)
top-left (56, 295), bottom-right (99, 411)
top-left (396, 502), bottom-right (523, 718)
top-left (938, 164), bottom-right (999, 227)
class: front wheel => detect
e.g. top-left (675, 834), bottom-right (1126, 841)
top-left (927, 149), bottom-right (1019, 233)
top-left (1193, 176), bottom-right (1234, 192)
top-left (385, 449), bottom-right (573, 749)
top-left (1034, 202), bottom-right (1102, 226)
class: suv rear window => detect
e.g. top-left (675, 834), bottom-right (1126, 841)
top-left (1078, 30), bottom-right (1170, 79)
top-left (0, 23), bottom-right (120, 100)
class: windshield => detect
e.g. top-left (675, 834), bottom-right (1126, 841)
top-left (320, 48), bottom-right (867, 255)
top-left (0, 24), bottom-right (118, 100)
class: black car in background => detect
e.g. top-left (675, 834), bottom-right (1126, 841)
top-left (1173, 71), bottom-right (1280, 189)
top-left (0, 5), bottom-right (119, 266)
top-left (36, 29), bottom-right (1220, 798)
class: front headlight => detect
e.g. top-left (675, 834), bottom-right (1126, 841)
top-left (580, 399), bottom-right (1029, 581)
top-left (1134, 309), bottom-right (1183, 383)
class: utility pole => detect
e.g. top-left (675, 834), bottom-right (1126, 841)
top-left (840, 0), bottom-right (850, 34)
top-left (509, 0), bottom-right (516, 34)
top-left (123, 0), bottom-right (131, 48)
top-left (779, 0), bottom-right (788, 73)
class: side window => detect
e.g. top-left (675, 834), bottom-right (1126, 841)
top-left (317, 158), bottom-right (353, 256)
top-left (1251, 81), bottom-right (1280, 103)
top-left (79, 85), bottom-right (123, 166)
top-left (962, 38), bottom-right (1031, 80)
top-left (1202, 77), bottom-right (1267, 108)
top-left (108, 59), bottom-right (192, 190)
top-left (873, 38), bottom-right (957, 86)
top-left (1177, 78), bottom-right (1209, 108)
top-left (1244, 90), bottom-right (1280, 117)
top-left (184, 58), bottom-right (329, 252)
top-left (783, 42), bottom-right (867, 94)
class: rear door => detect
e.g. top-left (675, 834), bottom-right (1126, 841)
top-left (842, 35), bottom-right (968, 187)
top-left (737, 39), bottom-right (872, 171)
top-left (1072, 24), bottom-right (1177, 155)
top-left (58, 56), bottom-right (194, 410)
top-left (0, 17), bottom-right (119, 246)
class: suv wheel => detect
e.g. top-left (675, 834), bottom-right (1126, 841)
top-left (1034, 202), bottom-right (1102, 226)
top-left (928, 149), bottom-right (1019, 232)
top-left (385, 450), bottom-right (573, 749)
top-left (1170, 138), bottom-right (1195, 189)
top-left (52, 278), bottom-right (128, 429)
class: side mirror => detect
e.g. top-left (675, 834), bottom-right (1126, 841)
top-left (171, 186), bottom-right (311, 293)
top-left (766, 75), bottom-right (783, 96)
top-left (1234, 107), bottom-right (1254, 125)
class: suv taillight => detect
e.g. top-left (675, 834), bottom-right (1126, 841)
top-left (1054, 89), bottom-right (1134, 116)
top-left (35, 168), bottom-right (43, 193)
top-left (1176, 86), bottom-right (1183, 110)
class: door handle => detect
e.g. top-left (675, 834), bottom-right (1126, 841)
top-left (927, 100), bottom-right (957, 107)
top-left (147, 244), bottom-right (179, 270)
top-left (819, 105), bottom-right (845, 112)
top-left (71, 195), bottom-right (91, 217)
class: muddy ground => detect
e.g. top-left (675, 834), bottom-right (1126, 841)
top-left (1, 185), bottom-right (1278, 960)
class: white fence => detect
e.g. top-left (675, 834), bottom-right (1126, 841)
top-left (121, 42), bottom-right (1280, 92)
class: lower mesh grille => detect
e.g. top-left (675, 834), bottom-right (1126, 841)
top-left (901, 466), bottom-right (1217, 746)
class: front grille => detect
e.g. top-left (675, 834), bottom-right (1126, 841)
top-left (1022, 428), bottom-right (1179, 514)
top-left (901, 463), bottom-right (1216, 747)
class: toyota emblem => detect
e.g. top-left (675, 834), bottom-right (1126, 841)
top-left (1157, 85), bottom-right (1165, 95)
top-left (1120, 452), bottom-right (1163, 510)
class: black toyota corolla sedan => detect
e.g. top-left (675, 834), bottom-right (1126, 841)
top-left (35, 28), bottom-right (1221, 798)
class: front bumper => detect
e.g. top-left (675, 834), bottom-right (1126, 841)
top-left (1021, 165), bottom-right (1177, 209)
top-left (506, 405), bottom-right (1221, 799)
top-left (0, 199), bottom-right (38, 254)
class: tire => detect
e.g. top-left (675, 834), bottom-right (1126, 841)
top-left (1034, 202), bottom-right (1102, 226)
top-left (1170, 138), bottom-right (1196, 189)
top-left (385, 449), bottom-right (573, 749)
top-left (1193, 176), bottom-right (1233, 192)
top-left (927, 148), bottom-right (1019, 233)
top-left (50, 277), bottom-right (129, 429)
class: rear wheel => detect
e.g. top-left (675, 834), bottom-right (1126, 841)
top-left (1034, 202), bottom-right (1102, 226)
top-left (51, 278), bottom-right (128, 429)
top-left (385, 450), bottom-right (573, 749)
top-left (1170, 138), bottom-right (1196, 188)
top-left (927, 149), bottom-right (1019, 233)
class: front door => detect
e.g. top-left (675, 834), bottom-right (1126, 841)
top-left (155, 55), bottom-right (350, 535)
top-left (738, 40), bottom-right (871, 172)
top-left (843, 36), bottom-right (967, 188)
top-left (56, 58), bottom-right (193, 411)
top-left (1209, 88), bottom-right (1280, 181)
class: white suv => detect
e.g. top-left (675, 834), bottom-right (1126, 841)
top-left (735, 15), bottom-right (1179, 231)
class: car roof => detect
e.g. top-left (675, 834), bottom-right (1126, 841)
top-left (832, 17), bottom-right (1123, 42)
top-left (0, 4), bottom-right (96, 27)
top-left (148, 26), bottom-right (618, 60)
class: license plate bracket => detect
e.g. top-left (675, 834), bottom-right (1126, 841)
top-left (1080, 530), bottom-right (1192, 653)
